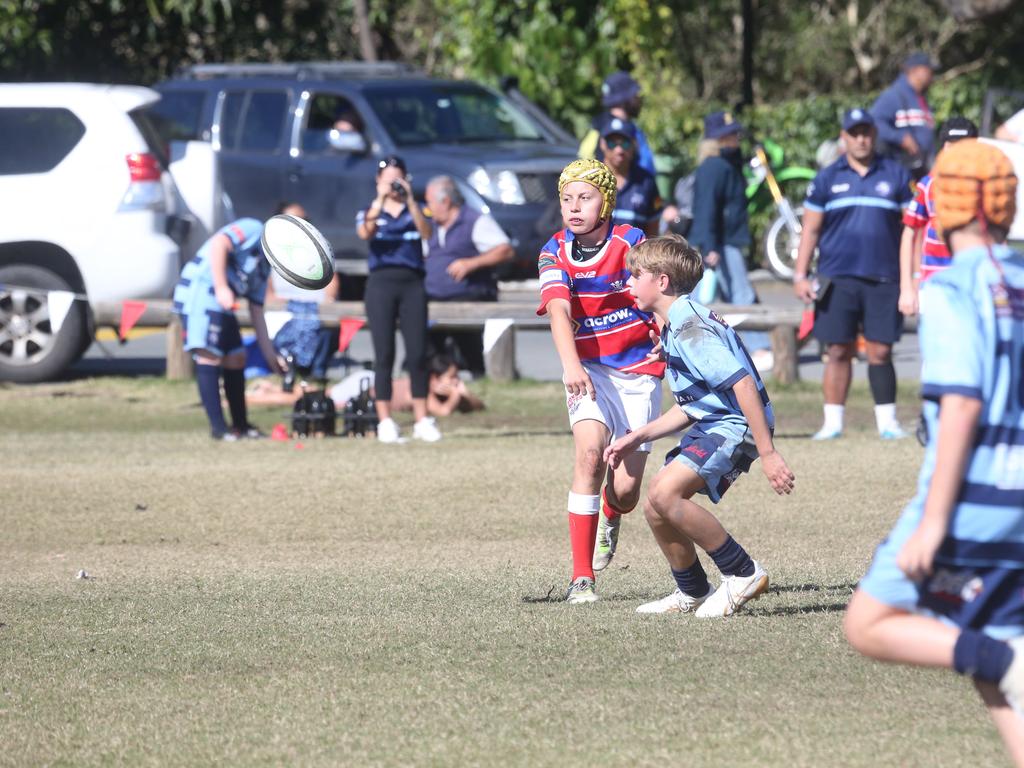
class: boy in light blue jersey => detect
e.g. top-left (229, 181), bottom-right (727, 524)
top-left (844, 140), bottom-right (1024, 763)
top-left (605, 234), bottom-right (795, 617)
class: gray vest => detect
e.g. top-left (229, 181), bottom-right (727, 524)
top-left (424, 207), bottom-right (497, 301)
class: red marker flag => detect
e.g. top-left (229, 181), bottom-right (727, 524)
top-left (797, 307), bottom-right (815, 342)
top-left (338, 317), bottom-right (365, 353)
top-left (119, 300), bottom-right (148, 340)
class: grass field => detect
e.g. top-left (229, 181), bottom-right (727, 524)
top-left (0, 375), bottom-right (1011, 766)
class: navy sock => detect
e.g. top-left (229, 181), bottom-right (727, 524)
top-left (953, 630), bottom-right (1014, 683)
top-left (868, 362), bottom-right (897, 405)
top-left (196, 365), bottom-right (228, 435)
top-left (222, 367), bottom-right (248, 429)
top-left (671, 559), bottom-right (710, 597)
top-left (708, 535), bottom-right (755, 577)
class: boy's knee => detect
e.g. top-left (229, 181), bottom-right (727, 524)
top-left (643, 484), bottom-right (671, 521)
top-left (842, 597), bottom-right (874, 656)
top-left (576, 447), bottom-right (605, 480)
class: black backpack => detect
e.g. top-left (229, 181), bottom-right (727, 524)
top-left (341, 377), bottom-right (379, 437)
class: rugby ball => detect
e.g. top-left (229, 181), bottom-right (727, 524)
top-left (261, 214), bottom-right (335, 291)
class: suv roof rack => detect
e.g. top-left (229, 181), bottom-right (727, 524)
top-left (177, 61), bottom-right (423, 81)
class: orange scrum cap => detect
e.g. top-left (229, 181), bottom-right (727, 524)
top-left (932, 139), bottom-right (1017, 235)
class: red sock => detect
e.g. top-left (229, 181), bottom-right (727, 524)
top-left (601, 486), bottom-right (632, 520)
top-left (569, 512), bottom-right (599, 580)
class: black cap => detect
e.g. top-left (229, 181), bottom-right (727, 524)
top-left (377, 155), bottom-right (406, 174)
top-left (937, 116), bottom-right (979, 146)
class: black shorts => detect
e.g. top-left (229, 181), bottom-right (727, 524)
top-left (813, 276), bottom-right (902, 345)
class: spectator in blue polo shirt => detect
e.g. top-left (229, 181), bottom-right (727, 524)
top-left (688, 110), bottom-right (772, 369)
top-left (599, 117), bottom-right (663, 237)
top-left (870, 52), bottom-right (936, 180)
top-left (356, 154), bottom-right (439, 444)
top-left (793, 108), bottom-right (914, 441)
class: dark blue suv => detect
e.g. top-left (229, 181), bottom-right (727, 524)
top-left (149, 62), bottom-right (578, 285)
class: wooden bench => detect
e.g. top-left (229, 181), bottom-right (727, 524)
top-left (92, 299), bottom-right (808, 383)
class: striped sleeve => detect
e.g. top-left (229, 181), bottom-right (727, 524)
top-left (536, 236), bottom-right (570, 315)
top-left (224, 218), bottom-right (263, 249)
top-left (902, 180), bottom-right (929, 228)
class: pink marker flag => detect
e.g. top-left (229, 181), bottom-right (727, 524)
top-left (119, 300), bottom-right (148, 341)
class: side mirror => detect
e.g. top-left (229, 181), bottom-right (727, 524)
top-left (327, 129), bottom-right (367, 154)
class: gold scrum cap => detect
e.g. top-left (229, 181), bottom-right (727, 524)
top-left (558, 159), bottom-right (617, 221)
top-left (932, 139), bottom-right (1017, 235)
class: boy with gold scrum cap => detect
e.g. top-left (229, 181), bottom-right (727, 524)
top-left (537, 159), bottom-right (665, 603)
top-left (844, 140), bottom-right (1024, 763)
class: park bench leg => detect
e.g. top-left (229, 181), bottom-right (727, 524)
top-left (483, 320), bottom-right (518, 381)
top-left (165, 314), bottom-right (194, 380)
top-left (770, 325), bottom-right (799, 384)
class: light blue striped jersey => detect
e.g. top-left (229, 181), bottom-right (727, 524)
top-left (172, 218), bottom-right (270, 316)
top-left (663, 296), bottom-right (774, 430)
top-left (917, 243), bottom-right (1024, 567)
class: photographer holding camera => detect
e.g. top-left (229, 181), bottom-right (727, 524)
top-left (356, 155), bottom-right (438, 443)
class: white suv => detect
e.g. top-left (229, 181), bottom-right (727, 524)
top-left (0, 83), bottom-right (183, 382)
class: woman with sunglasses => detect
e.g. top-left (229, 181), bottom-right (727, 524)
top-left (599, 118), bottom-right (663, 238)
top-left (355, 155), bottom-right (438, 443)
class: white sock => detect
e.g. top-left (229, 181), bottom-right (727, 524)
top-left (874, 403), bottom-right (897, 433)
top-left (822, 404), bottom-right (844, 433)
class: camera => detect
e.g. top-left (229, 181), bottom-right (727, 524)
top-left (390, 180), bottom-right (407, 198)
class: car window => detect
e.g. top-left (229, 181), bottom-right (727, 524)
top-left (218, 91), bottom-right (246, 151)
top-left (148, 90), bottom-right (205, 144)
top-left (238, 91), bottom-right (289, 153)
top-left (301, 94), bottom-right (366, 153)
top-left (0, 108), bottom-right (86, 175)
top-left (363, 85), bottom-right (543, 146)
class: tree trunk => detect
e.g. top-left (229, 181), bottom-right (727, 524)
top-left (353, 0), bottom-right (377, 62)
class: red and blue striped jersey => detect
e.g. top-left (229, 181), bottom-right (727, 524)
top-left (536, 224), bottom-right (665, 377)
top-left (902, 174), bottom-right (951, 280)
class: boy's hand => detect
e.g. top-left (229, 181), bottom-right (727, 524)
top-left (897, 519), bottom-right (946, 581)
top-left (761, 450), bottom-right (795, 495)
top-left (604, 433), bottom-right (640, 469)
top-left (215, 285), bottom-right (236, 311)
top-left (563, 363), bottom-right (595, 400)
top-left (898, 287), bottom-right (919, 317)
top-left (645, 329), bottom-right (665, 362)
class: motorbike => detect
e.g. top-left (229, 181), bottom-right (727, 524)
top-left (744, 139), bottom-right (815, 280)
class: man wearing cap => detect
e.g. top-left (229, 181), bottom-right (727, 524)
top-left (899, 117), bottom-right (979, 317)
top-left (599, 117), bottom-right (663, 237)
top-left (870, 52), bottom-right (936, 180)
top-left (844, 138), bottom-right (1024, 765)
top-left (793, 108), bottom-right (914, 441)
top-left (688, 111), bottom-right (772, 367)
top-left (579, 71), bottom-right (656, 176)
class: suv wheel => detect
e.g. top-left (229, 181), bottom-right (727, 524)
top-left (0, 264), bottom-right (88, 383)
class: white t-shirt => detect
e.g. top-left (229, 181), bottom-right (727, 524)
top-left (425, 212), bottom-right (510, 255)
top-left (1002, 108), bottom-right (1024, 142)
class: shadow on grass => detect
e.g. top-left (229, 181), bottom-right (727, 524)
top-left (745, 602), bottom-right (848, 616)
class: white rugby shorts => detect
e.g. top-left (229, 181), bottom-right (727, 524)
top-left (565, 361), bottom-right (662, 452)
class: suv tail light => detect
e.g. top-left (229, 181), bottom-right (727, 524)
top-left (119, 152), bottom-right (166, 212)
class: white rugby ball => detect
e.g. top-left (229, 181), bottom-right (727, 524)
top-left (261, 214), bottom-right (335, 291)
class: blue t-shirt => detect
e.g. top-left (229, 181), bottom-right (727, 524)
top-left (663, 295), bottom-right (774, 430)
top-left (611, 166), bottom-right (663, 229)
top-left (804, 155), bottom-right (913, 281)
top-left (356, 206), bottom-right (424, 272)
top-left (914, 243), bottom-right (1024, 567)
top-left (172, 218), bottom-right (270, 316)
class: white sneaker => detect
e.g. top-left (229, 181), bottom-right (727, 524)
top-left (694, 561), bottom-right (769, 618)
top-left (811, 426), bottom-right (842, 440)
top-left (636, 587), bottom-right (712, 614)
top-left (565, 576), bottom-right (598, 604)
top-left (413, 416), bottom-right (442, 442)
top-left (999, 637), bottom-right (1024, 717)
top-left (376, 417), bottom-right (403, 444)
top-left (879, 424), bottom-right (908, 440)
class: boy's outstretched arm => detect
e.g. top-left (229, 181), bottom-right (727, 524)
top-left (604, 406), bottom-right (693, 468)
top-left (546, 298), bottom-right (595, 400)
top-left (897, 394), bottom-right (983, 581)
top-left (732, 375), bottom-right (795, 495)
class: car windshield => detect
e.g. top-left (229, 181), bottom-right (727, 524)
top-left (363, 84), bottom-right (544, 146)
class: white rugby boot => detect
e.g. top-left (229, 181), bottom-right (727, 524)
top-left (565, 576), bottom-right (598, 604)
top-left (592, 513), bottom-right (621, 572)
top-left (694, 561), bottom-right (769, 618)
top-left (636, 587), bottom-right (712, 614)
